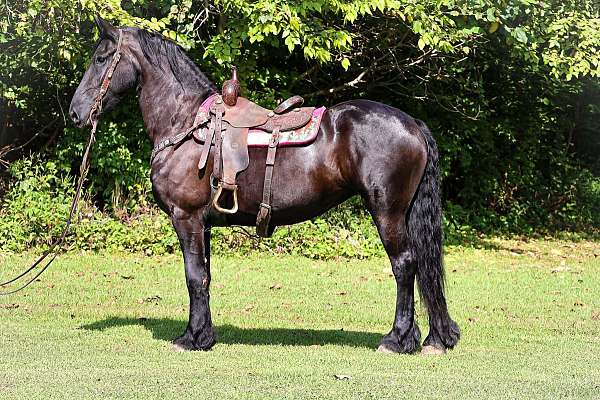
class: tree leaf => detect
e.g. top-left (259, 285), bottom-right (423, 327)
top-left (513, 27), bottom-right (528, 44)
top-left (341, 58), bottom-right (350, 70)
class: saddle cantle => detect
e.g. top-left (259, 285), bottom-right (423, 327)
top-left (191, 66), bottom-right (324, 237)
top-left (273, 95), bottom-right (304, 114)
top-left (256, 108), bottom-right (314, 132)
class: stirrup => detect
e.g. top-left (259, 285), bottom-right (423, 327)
top-left (212, 182), bottom-right (239, 214)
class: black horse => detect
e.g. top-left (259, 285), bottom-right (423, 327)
top-left (69, 17), bottom-right (460, 354)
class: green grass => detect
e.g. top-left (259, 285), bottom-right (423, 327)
top-left (1, 238), bottom-right (599, 399)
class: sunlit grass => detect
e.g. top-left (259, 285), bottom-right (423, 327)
top-left (1, 238), bottom-right (599, 399)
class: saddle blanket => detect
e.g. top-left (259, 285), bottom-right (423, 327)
top-left (247, 106), bottom-right (326, 147)
top-left (194, 94), bottom-right (326, 148)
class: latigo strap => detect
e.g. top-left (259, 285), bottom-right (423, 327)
top-left (256, 127), bottom-right (280, 237)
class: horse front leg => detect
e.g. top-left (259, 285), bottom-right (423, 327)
top-left (171, 213), bottom-right (216, 351)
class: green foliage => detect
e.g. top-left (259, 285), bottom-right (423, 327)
top-left (0, 158), bottom-right (177, 254)
top-left (0, 159), bottom-right (75, 251)
top-left (0, 157), bottom-right (386, 257)
top-left (1, 157), bottom-right (597, 256)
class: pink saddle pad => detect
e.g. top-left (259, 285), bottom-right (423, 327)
top-left (195, 94), bottom-right (326, 147)
top-left (247, 106), bottom-right (326, 147)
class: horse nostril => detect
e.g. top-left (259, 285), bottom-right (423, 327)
top-left (70, 108), bottom-right (80, 124)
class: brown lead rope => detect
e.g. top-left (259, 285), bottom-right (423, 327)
top-left (0, 31), bottom-right (123, 296)
top-left (0, 121), bottom-right (97, 295)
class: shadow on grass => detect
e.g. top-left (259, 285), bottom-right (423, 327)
top-left (81, 317), bottom-right (381, 348)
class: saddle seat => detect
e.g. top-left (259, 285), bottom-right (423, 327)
top-left (218, 96), bottom-right (314, 132)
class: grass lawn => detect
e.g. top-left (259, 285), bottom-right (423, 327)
top-left (1, 238), bottom-right (599, 399)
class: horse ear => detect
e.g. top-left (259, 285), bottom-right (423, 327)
top-left (94, 14), bottom-right (117, 41)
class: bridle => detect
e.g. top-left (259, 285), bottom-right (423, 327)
top-left (0, 30), bottom-right (124, 295)
top-left (88, 31), bottom-right (124, 126)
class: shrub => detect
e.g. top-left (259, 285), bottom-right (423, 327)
top-left (1, 156), bottom-right (597, 258)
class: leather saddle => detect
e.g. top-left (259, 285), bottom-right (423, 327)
top-left (197, 67), bottom-right (315, 237)
top-left (220, 96), bottom-right (313, 131)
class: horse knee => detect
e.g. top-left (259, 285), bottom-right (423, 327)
top-left (391, 250), bottom-right (416, 280)
top-left (187, 274), bottom-right (210, 293)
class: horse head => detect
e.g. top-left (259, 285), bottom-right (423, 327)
top-left (69, 16), bottom-right (139, 127)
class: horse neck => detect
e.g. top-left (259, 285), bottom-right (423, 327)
top-left (137, 66), bottom-right (214, 145)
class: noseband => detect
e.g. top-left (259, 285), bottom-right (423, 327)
top-left (0, 30), bottom-right (124, 295)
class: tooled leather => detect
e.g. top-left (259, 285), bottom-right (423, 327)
top-left (256, 107), bottom-right (314, 132)
top-left (218, 96), bottom-right (314, 131)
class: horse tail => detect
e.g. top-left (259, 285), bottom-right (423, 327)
top-left (408, 120), bottom-right (460, 349)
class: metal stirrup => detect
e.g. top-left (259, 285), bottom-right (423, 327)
top-left (212, 183), bottom-right (239, 214)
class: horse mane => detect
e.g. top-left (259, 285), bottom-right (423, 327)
top-left (132, 28), bottom-right (217, 94)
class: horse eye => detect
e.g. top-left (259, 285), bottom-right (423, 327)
top-left (96, 55), bottom-right (106, 64)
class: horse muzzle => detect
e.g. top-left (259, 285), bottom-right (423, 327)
top-left (69, 102), bottom-right (91, 128)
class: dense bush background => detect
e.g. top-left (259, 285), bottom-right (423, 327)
top-left (1, 0), bottom-right (598, 256)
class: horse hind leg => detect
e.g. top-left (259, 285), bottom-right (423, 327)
top-left (370, 209), bottom-right (421, 354)
top-left (409, 123), bottom-right (461, 354)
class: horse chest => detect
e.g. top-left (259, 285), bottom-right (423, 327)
top-left (150, 156), bottom-right (211, 214)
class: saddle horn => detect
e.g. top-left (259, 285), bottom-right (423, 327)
top-left (222, 66), bottom-right (241, 106)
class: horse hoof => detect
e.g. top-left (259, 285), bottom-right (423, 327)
top-left (376, 344), bottom-right (397, 354)
top-left (421, 345), bottom-right (446, 355)
top-left (172, 343), bottom-right (190, 352)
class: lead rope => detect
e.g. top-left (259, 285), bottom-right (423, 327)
top-left (0, 121), bottom-right (97, 295)
top-left (0, 31), bottom-right (123, 295)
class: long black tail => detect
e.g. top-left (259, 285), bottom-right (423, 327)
top-left (407, 121), bottom-right (460, 349)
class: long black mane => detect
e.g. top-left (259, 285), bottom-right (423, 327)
top-left (133, 28), bottom-right (217, 94)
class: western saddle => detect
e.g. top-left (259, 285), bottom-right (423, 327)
top-left (196, 66), bottom-right (315, 237)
